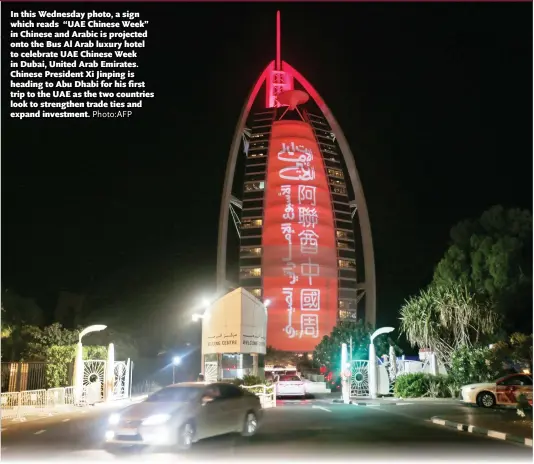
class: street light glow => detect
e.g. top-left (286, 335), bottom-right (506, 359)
top-left (202, 298), bottom-right (210, 308)
top-left (79, 324), bottom-right (107, 342)
top-left (264, 299), bottom-right (271, 307)
top-left (173, 356), bottom-right (181, 366)
top-left (370, 326), bottom-right (394, 343)
top-left (192, 313), bottom-right (204, 322)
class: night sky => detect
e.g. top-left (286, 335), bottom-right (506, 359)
top-left (2, 3), bottom-right (532, 341)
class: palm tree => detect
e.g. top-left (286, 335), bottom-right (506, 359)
top-left (399, 285), bottom-right (500, 367)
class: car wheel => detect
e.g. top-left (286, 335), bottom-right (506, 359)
top-left (241, 411), bottom-right (258, 437)
top-left (477, 391), bottom-right (496, 408)
top-left (176, 422), bottom-right (195, 451)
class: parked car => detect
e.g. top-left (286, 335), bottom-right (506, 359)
top-left (275, 374), bottom-right (306, 398)
top-left (103, 381), bottom-right (262, 454)
top-left (460, 373), bottom-right (533, 408)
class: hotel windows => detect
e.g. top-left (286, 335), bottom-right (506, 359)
top-left (333, 186), bottom-right (347, 195)
top-left (240, 268), bottom-right (261, 278)
top-left (337, 241), bottom-right (349, 249)
top-left (249, 288), bottom-right (262, 297)
top-left (338, 259), bottom-right (356, 269)
top-left (241, 219), bottom-right (263, 229)
top-left (240, 247), bottom-right (262, 257)
top-left (327, 168), bottom-right (344, 179)
top-left (244, 181), bottom-right (265, 192)
top-left (336, 230), bottom-right (348, 240)
top-left (339, 309), bottom-right (357, 321)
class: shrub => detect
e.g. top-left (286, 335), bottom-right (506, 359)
top-left (449, 345), bottom-right (499, 387)
top-left (394, 373), bottom-right (453, 398)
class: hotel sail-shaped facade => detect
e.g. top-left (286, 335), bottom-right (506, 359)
top-left (217, 12), bottom-right (376, 353)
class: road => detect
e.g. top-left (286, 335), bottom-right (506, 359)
top-left (1, 399), bottom-right (531, 462)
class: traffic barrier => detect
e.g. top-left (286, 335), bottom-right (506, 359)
top-left (1, 385), bottom-right (104, 421)
top-left (242, 384), bottom-right (276, 408)
top-left (1, 391), bottom-right (21, 419)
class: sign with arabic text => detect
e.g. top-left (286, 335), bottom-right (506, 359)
top-left (262, 120), bottom-right (338, 351)
top-left (202, 288), bottom-right (267, 355)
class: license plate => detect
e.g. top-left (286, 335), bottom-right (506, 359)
top-left (118, 427), bottom-right (137, 435)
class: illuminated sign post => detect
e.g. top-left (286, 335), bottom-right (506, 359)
top-left (263, 120), bottom-right (338, 351)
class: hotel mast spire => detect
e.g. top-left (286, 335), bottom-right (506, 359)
top-left (276, 10), bottom-right (281, 71)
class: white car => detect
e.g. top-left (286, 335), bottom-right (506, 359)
top-left (103, 382), bottom-right (262, 454)
top-left (275, 374), bottom-right (306, 398)
top-left (460, 373), bottom-right (533, 408)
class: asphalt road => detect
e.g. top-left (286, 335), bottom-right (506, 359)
top-left (1, 399), bottom-right (531, 462)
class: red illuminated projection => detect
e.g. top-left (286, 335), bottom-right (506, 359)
top-left (263, 120), bottom-right (338, 351)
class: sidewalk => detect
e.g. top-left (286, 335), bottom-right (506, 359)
top-left (4, 396), bottom-right (145, 423)
top-left (432, 408), bottom-right (533, 446)
top-left (332, 396), bottom-right (459, 406)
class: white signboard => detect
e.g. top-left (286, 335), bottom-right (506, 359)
top-left (202, 288), bottom-right (267, 355)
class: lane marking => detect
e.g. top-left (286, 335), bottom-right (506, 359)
top-left (312, 405), bottom-right (332, 413)
top-left (1, 428), bottom-right (7, 432)
top-left (62, 418), bottom-right (70, 422)
top-left (525, 438), bottom-right (532, 447)
top-left (395, 402), bottom-right (413, 406)
top-left (34, 429), bottom-right (46, 435)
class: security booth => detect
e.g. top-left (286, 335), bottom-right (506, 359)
top-left (201, 288), bottom-right (267, 382)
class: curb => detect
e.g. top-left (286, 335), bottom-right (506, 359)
top-left (331, 399), bottom-right (408, 406)
top-left (431, 416), bottom-right (533, 447)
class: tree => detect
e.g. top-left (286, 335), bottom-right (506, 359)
top-left (399, 284), bottom-right (500, 367)
top-left (22, 323), bottom-right (79, 361)
top-left (313, 320), bottom-right (400, 375)
top-left (1, 289), bottom-right (46, 360)
top-left (490, 332), bottom-right (533, 372)
top-left (1, 304), bottom-right (13, 340)
top-left (433, 205), bottom-right (532, 331)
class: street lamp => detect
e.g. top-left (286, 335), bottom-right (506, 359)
top-left (79, 324), bottom-right (107, 343)
top-left (369, 326), bottom-right (394, 399)
top-left (74, 324), bottom-right (107, 403)
top-left (172, 356), bottom-right (181, 384)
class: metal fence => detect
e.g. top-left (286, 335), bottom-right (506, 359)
top-left (1, 386), bottom-right (77, 420)
top-left (242, 384), bottom-right (277, 408)
top-left (1, 362), bottom-right (52, 392)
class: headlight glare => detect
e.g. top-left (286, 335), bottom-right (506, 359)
top-left (108, 413), bottom-right (121, 425)
top-left (142, 414), bottom-right (171, 425)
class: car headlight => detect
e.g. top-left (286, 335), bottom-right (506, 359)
top-left (142, 414), bottom-right (171, 426)
top-left (108, 413), bottom-right (121, 425)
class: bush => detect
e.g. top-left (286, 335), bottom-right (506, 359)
top-left (394, 373), bottom-right (453, 398)
top-left (449, 345), bottom-right (496, 386)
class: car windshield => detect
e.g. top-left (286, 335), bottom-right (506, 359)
top-left (280, 375), bottom-right (301, 381)
top-left (146, 386), bottom-right (201, 403)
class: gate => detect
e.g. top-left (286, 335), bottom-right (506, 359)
top-left (83, 360), bottom-right (106, 403)
top-left (83, 359), bottom-right (131, 402)
top-left (113, 360), bottom-right (130, 399)
top-left (350, 360), bottom-right (370, 397)
top-left (204, 361), bottom-right (218, 382)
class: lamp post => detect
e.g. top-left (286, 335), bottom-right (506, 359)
top-left (369, 326), bottom-right (394, 399)
top-left (192, 298), bottom-right (212, 376)
top-left (341, 343), bottom-right (350, 403)
top-left (74, 324), bottom-right (107, 404)
top-left (172, 356), bottom-right (181, 384)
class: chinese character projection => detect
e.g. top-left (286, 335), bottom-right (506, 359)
top-left (263, 120), bottom-right (338, 351)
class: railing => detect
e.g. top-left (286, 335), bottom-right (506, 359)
top-left (1, 386), bottom-right (78, 420)
top-left (1, 361), bottom-right (50, 392)
top-left (241, 384), bottom-right (276, 408)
